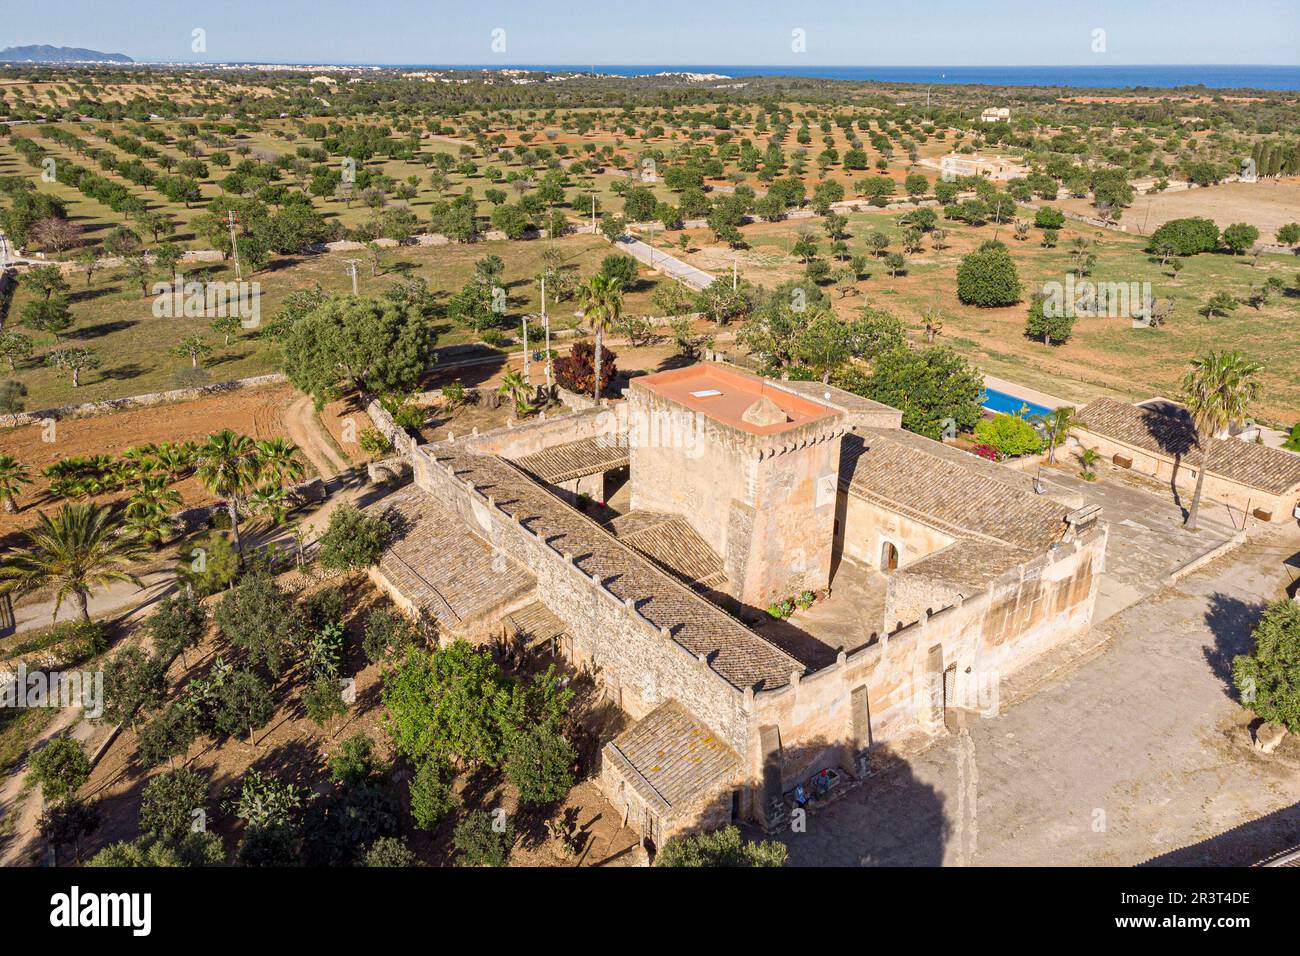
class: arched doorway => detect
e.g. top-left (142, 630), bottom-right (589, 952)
top-left (881, 540), bottom-right (900, 571)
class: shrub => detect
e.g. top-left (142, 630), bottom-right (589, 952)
top-left (329, 733), bottom-right (383, 787)
top-left (358, 427), bottom-right (393, 455)
top-left (505, 725), bottom-right (576, 806)
top-left (363, 607), bottom-right (419, 663)
top-left (137, 702), bottom-right (199, 769)
top-left (316, 504), bottom-right (389, 571)
top-left (409, 758), bottom-right (458, 830)
top-left (175, 530), bottom-right (239, 596)
top-left (973, 413), bottom-right (1044, 458)
top-left (1147, 217), bottom-right (1219, 256)
top-left (598, 253), bottom-right (638, 287)
top-left (956, 241), bottom-right (1021, 307)
top-left (453, 809), bottom-right (514, 867)
top-left (1233, 600), bottom-right (1300, 732)
top-left (147, 590), bottom-right (208, 664)
top-left (215, 572), bottom-right (304, 675)
top-left (29, 734), bottom-right (90, 803)
top-left (1024, 294), bottom-right (1075, 346)
top-left (89, 832), bottom-right (224, 867)
top-left (102, 647), bottom-right (167, 729)
top-left (364, 836), bottom-right (420, 867)
top-left (303, 674), bottom-right (348, 727)
top-left (655, 826), bottom-right (787, 867)
top-left (140, 769), bottom-right (209, 839)
top-left (552, 340), bottom-right (617, 397)
top-left (1033, 206), bottom-right (1065, 229)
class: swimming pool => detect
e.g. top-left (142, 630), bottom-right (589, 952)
top-left (981, 387), bottom-right (1055, 419)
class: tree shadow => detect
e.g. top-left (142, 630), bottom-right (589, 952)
top-left (1201, 591), bottom-right (1266, 701)
top-left (99, 363), bottom-right (147, 382)
top-left (70, 319), bottom-right (136, 340)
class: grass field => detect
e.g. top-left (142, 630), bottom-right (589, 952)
top-left (686, 207), bottom-right (1300, 423)
top-left (2, 232), bottom-right (669, 410)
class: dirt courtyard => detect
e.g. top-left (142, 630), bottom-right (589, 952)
top-left (1061, 178), bottom-right (1300, 239)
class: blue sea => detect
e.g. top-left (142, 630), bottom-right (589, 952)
top-left (367, 63), bottom-right (1300, 91)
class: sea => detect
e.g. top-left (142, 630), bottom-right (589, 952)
top-left (360, 63), bottom-right (1300, 91)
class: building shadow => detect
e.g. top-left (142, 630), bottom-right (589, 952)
top-left (1142, 801), bottom-right (1300, 866)
top-left (765, 745), bottom-right (949, 866)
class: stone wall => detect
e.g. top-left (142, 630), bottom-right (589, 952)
top-left (1, 372), bottom-right (288, 429)
top-left (411, 445), bottom-right (753, 754)
top-left (748, 524), bottom-right (1106, 796)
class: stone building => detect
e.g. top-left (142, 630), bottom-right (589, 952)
top-left (1074, 397), bottom-right (1300, 523)
top-left (367, 363), bottom-right (1107, 846)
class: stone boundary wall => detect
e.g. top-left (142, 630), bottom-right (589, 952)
top-left (0, 372), bottom-right (288, 429)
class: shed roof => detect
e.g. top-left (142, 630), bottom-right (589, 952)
top-left (1076, 398), bottom-right (1300, 495)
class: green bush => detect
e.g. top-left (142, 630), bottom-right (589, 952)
top-left (409, 758), bottom-right (458, 830)
top-left (505, 725), bottom-right (576, 806)
top-left (1147, 217), bottom-right (1219, 256)
top-left (1233, 600), bottom-right (1300, 732)
top-left (1034, 206), bottom-right (1065, 229)
top-left (956, 241), bottom-right (1021, 307)
top-left (453, 809), bottom-right (514, 867)
top-left (140, 769), bottom-right (209, 840)
top-left (655, 826), bottom-right (787, 867)
top-left (316, 504), bottom-right (389, 571)
top-left (973, 413), bottom-right (1044, 458)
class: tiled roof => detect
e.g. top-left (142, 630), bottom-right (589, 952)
top-left (505, 601), bottom-right (568, 647)
top-left (606, 511), bottom-right (728, 590)
top-left (369, 486), bottom-right (535, 629)
top-left (897, 539), bottom-right (1031, 594)
top-left (513, 436), bottom-right (629, 484)
top-left (840, 429), bottom-right (1068, 550)
top-left (1076, 398), bottom-right (1300, 495)
top-left (428, 447), bottom-right (804, 690)
top-left (604, 699), bottom-right (741, 814)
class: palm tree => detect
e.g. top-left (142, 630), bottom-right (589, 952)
top-left (195, 429), bottom-right (263, 552)
top-left (0, 454), bottom-right (33, 513)
top-left (1077, 446), bottom-right (1100, 480)
top-left (1181, 351), bottom-right (1263, 531)
top-left (125, 475), bottom-right (181, 547)
top-left (254, 438), bottom-right (305, 486)
top-left (0, 503), bottom-right (145, 621)
top-left (576, 274), bottom-right (623, 401)
top-left (1034, 406), bottom-right (1077, 465)
top-left (497, 370), bottom-right (533, 417)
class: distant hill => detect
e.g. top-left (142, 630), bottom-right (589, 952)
top-left (0, 45), bottom-right (133, 64)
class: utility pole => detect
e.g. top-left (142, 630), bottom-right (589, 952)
top-left (591, 192), bottom-right (597, 235)
top-left (521, 313), bottom-right (531, 385)
top-left (343, 258), bottom-right (361, 295)
top-left (732, 258), bottom-right (737, 291)
top-left (227, 210), bottom-right (242, 280)
top-left (542, 274), bottom-right (552, 388)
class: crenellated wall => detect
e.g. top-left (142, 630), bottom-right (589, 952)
top-left (625, 383), bottom-right (845, 608)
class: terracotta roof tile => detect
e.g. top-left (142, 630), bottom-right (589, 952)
top-left (1076, 398), bottom-right (1300, 495)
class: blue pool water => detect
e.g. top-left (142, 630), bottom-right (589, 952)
top-left (981, 388), bottom-right (1054, 419)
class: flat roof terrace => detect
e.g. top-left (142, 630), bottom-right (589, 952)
top-left (631, 364), bottom-right (840, 438)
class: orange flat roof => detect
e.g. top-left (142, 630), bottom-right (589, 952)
top-left (633, 364), bottom-right (840, 437)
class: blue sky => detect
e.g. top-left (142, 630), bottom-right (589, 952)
top-left (3, 0), bottom-right (1298, 66)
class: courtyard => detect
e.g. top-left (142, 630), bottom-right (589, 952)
top-left (774, 519), bottom-right (1300, 866)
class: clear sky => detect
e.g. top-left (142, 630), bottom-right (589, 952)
top-left (3, 0), bottom-right (1298, 66)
